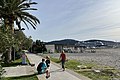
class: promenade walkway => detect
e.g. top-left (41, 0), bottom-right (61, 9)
top-left (3, 66), bottom-right (35, 77)
top-left (26, 53), bottom-right (91, 80)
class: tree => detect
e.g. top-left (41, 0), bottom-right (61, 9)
top-left (31, 40), bottom-right (47, 53)
top-left (0, 25), bottom-right (15, 63)
top-left (20, 36), bottom-right (33, 50)
top-left (14, 30), bottom-right (26, 50)
top-left (0, 0), bottom-right (40, 63)
top-left (13, 31), bottom-right (33, 60)
top-left (0, 0), bottom-right (40, 32)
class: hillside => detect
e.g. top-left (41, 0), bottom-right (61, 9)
top-left (46, 39), bottom-right (79, 45)
top-left (46, 39), bottom-right (120, 48)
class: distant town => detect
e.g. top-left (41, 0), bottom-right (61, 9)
top-left (45, 39), bottom-right (120, 53)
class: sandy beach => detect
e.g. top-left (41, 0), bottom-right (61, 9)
top-left (42, 48), bottom-right (120, 70)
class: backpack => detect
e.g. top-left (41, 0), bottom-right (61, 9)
top-left (37, 62), bottom-right (43, 71)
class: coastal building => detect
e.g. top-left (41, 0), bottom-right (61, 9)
top-left (45, 39), bottom-right (120, 53)
top-left (45, 43), bottom-right (84, 53)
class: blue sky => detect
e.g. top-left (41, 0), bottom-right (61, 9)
top-left (23, 0), bottom-right (120, 42)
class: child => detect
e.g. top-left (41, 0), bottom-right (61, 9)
top-left (45, 56), bottom-right (50, 78)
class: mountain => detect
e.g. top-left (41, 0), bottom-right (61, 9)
top-left (77, 39), bottom-right (119, 48)
top-left (84, 39), bottom-right (115, 43)
top-left (46, 39), bottom-right (120, 48)
top-left (46, 39), bottom-right (79, 45)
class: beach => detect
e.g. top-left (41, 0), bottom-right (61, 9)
top-left (42, 48), bottom-right (120, 70)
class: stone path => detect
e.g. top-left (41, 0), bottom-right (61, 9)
top-left (3, 66), bottom-right (35, 77)
top-left (26, 53), bottom-right (91, 80)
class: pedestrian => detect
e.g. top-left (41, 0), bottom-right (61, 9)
top-left (59, 50), bottom-right (66, 71)
top-left (37, 58), bottom-right (47, 74)
top-left (46, 56), bottom-right (50, 68)
top-left (22, 52), bottom-right (27, 65)
top-left (45, 56), bottom-right (50, 78)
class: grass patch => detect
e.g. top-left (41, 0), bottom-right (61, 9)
top-left (79, 71), bottom-right (111, 80)
top-left (50, 57), bottom-right (61, 63)
top-left (78, 69), bottom-right (120, 80)
top-left (1, 58), bottom-right (22, 67)
top-left (1, 74), bottom-right (38, 80)
top-left (65, 60), bottom-right (81, 70)
top-left (0, 56), bottom-right (38, 80)
top-left (51, 57), bottom-right (120, 80)
top-left (1, 56), bottom-right (30, 67)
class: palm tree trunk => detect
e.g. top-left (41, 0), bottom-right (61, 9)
top-left (4, 19), bottom-right (11, 63)
top-left (3, 18), bottom-right (14, 63)
top-left (11, 22), bottom-right (15, 61)
top-left (8, 47), bottom-right (12, 62)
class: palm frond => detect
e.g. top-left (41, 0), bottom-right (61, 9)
top-left (22, 19), bottom-right (29, 29)
top-left (23, 17), bottom-right (36, 29)
top-left (21, 8), bottom-right (37, 11)
top-left (24, 17), bottom-right (37, 26)
top-left (21, 12), bottom-right (40, 24)
top-left (29, 2), bottom-right (38, 5)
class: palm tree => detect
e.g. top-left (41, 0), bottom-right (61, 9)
top-left (0, 0), bottom-right (40, 63)
top-left (0, 0), bottom-right (40, 33)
